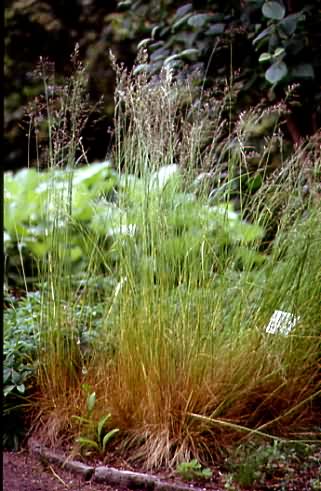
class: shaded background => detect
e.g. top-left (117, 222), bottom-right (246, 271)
top-left (4, 0), bottom-right (321, 171)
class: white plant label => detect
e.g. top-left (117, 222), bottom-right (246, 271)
top-left (265, 310), bottom-right (300, 336)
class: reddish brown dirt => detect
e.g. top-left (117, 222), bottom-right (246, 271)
top-left (3, 450), bottom-right (128, 491)
top-left (3, 446), bottom-right (321, 491)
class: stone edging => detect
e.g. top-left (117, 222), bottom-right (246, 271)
top-left (28, 439), bottom-right (206, 491)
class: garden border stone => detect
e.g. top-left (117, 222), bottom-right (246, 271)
top-left (28, 438), bottom-right (206, 491)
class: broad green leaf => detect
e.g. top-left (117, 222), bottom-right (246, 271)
top-left (191, 459), bottom-right (201, 468)
top-left (72, 187), bottom-right (93, 221)
top-left (75, 437), bottom-right (99, 450)
top-left (73, 162), bottom-right (112, 187)
top-left (87, 392), bottom-right (96, 413)
top-left (16, 384), bottom-right (25, 394)
top-left (253, 26), bottom-right (273, 46)
top-left (12, 369), bottom-right (21, 384)
top-left (265, 61), bottom-right (288, 84)
top-left (4, 231), bottom-right (11, 246)
top-left (3, 368), bottom-right (11, 384)
top-left (175, 4), bottom-right (192, 18)
top-left (188, 14), bottom-right (211, 28)
top-left (97, 414), bottom-right (111, 441)
top-left (210, 205), bottom-right (239, 222)
top-left (26, 240), bottom-right (50, 258)
top-left (71, 415), bottom-right (92, 425)
top-left (164, 53), bottom-right (181, 65)
top-left (151, 25), bottom-right (161, 39)
top-left (118, 0), bottom-right (132, 8)
top-left (280, 12), bottom-right (303, 36)
top-left (206, 23), bottom-right (225, 35)
top-left (273, 47), bottom-right (285, 57)
top-left (102, 428), bottom-right (120, 452)
top-left (4, 168), bottom-right (46, 232)
top-left (69, 246), bottom-right (83, 262)
top-left (81, 167), bottom-right (117, 197)
top-left (137, 38), bottom-right (152, 50)
top-left (230, 221), bottom-right (264, 243)
top-left (150, 47), bottom-right (170, 62)
top-left (179, 48), bottom-right (200, 59)
top-left (90, 203), bottom-right (125, 236)
top-left (259, 52), bottom-right (272, 62)
top-left (4, 385), bottom-right (15, 397)
top-left (236, 247), bottom-right (266, 269)
top-left (150, 164), bottom-right (180, 191)
top-left (262, 2), bottom-right (285, 20)
top-left (172, 13), bottom-right (192, 31)
top-left (13, 168), bottom-right (42, 191)
top-left (133, 64), bottom-right (149, 75)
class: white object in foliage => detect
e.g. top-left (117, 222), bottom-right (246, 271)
top-left (265, 310), bottom-right (300, 336)
top-left (150, 164), bottom-right (179, 190)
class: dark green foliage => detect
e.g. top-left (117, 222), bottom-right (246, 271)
top-left (226, 441), bottom-right (321, 488)
top-left (5, 1), bottom-right (320, 171)
top-left (3, 290), bottom-right (109, 449)
top-left (3, 292), bottom-right (41, 449)
top-left (121, 0), bottom-right (320, 143)
top-left (4, 0), bottom-right (127, 170)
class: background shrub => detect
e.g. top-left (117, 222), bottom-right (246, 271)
top-left (5, 0), bottom-right (320, 170)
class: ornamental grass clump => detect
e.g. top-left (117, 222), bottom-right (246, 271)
top-left (78, 58), bottom-right (320, 469)
top-left (17, 52), bottom-right (320, 469)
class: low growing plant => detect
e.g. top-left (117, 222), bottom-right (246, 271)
top-left (72, 385), bottom-right (119, 457)
top-left (3, 292), bottom-right (41, 449)
top-left (225, 441), bottom-right (321, 488)
top-left (176, 459), bottom-right (212, 481)
top-left (310, 478), bottom-right (321, 491)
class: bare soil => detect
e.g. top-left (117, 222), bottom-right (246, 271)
top-left (3, 444), bottom-right (321, 491)
top-left (3, 450), bottom-right (128, 491)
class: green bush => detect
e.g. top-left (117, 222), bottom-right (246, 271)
top-left (4, 160), bottom-right (265, 292)
top-left (3, 289), bottom-right (109, 449)
top-left (4, 162), bottom-right (118, 287)
top-left (3, 292), bottom-right (41, 449)
top-left (127, 0), bottom-right (320, 144)
top-left (5, 1), bottom-right (320, 171)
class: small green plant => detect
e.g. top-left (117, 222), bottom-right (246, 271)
top-left (225, 440), bottom-right (321, 488)
top-left (72, 386), bottom-right (119, 456)
top-left (310, 478), bottom-right (321, 491)
top-left (223, 474), bottom-right (239, 491)
top-left (226, 442), bottom-right (282, 487)
top-left (176, 459), bottom-right (212, 481)
top-left (3, 292), bottom-right (41, 449)
top-left (4, 162), bottom-right (119, 289)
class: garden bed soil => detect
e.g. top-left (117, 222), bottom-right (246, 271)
top-left (3, 449), bottom-right (127, 491)
top-left (3, 440), bottom-right (321, 491)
